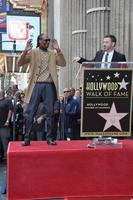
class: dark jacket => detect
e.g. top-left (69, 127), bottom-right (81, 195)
top-left (78, 50), bottom-right (127, 68)
top-left (64, 96), bottom-right (80, 129)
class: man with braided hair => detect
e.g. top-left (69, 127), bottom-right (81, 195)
top-left (18, 33), bottom-right (66, 146)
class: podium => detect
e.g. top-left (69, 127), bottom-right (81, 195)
top-left (77, 62), bottom-right (133, 138)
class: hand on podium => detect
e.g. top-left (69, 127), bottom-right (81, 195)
top-left (72, 56), bottom-right (81, 63)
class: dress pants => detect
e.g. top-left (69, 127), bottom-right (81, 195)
top-left (25, 82), bottom-right (57, 141)
top-left (0, 127), bottom-right (10, 158)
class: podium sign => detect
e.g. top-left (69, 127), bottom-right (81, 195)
top-left (81, 68), bottom-right (133, 137)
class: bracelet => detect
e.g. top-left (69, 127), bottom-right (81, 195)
top-left (56, 48), bottom-right (61, 53)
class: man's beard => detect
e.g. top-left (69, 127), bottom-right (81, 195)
top-left (40, 44), bottom-right (49, 51)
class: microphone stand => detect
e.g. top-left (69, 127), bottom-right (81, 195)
top-left (59, 99), bottom-right (65, 140)
top-left (12, 96), bottom-right (17, 141)
top-left (1, 40), bottom-right (16, 53)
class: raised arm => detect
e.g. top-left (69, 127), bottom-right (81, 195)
top-left (17, 40), bottom-right (33, 66)
top-left (51, 39), bottom-right (66, 67)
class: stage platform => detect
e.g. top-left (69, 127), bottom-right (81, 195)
top-left (7, 140), bottom-right (133, 200)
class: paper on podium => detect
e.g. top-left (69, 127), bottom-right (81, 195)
top-left (75, 61), bottom-right (131, 79)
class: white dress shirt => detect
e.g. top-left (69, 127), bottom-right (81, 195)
top-left (101, 50), bottom-right (114, 68)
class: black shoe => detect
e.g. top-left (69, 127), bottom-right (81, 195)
top-left (22, 138), bottom-right (30, 146)
top-left (47, 139), bottom-right (56, 145)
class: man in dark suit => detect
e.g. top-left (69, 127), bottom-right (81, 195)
top-left (73, 34), bottom-right (126, 68)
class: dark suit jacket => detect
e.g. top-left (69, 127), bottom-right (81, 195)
top-left (78, 50), bottom-right (127, 68)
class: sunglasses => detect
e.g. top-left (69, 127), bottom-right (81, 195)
top-left (64, 91), bottom-right (70, 93)
top-left (44, 39), bottom-right (51, 42)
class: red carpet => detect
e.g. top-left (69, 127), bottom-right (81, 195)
top-left (11, 196), bottom-right (133, 200)
top-left (67, 196), bottom-right (133, 200)
top-left (28, 196), bottom-right (133, 200)
top-left (7, 140), bottom-right (133, 200)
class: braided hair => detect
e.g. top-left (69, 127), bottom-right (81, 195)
top-left (36, 33), bottom-right (45, 48)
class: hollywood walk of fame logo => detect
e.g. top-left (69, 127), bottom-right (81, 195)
top-left (98, 102), bottom-right (128, 131)
top-left (81, 69), bottom-right (132, 137)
